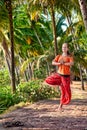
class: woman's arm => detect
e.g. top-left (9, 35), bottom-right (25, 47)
top-left (52, 60), bottom-right (63, 66)
top-left (52, 60), bottom-right (74, 66)
top-left (64, 56), bottom-right (74, 66)
top-left (52, 55), bottom-right (61, 66)
top-left (64, 61), bottom-right (74, 66)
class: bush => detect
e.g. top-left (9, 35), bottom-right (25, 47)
top-left (18, 79), bottom-right (60, 102)
top-left (0, 79), bottom-right (60, 114)
top-left (34, 68), bottom-right (46, 79)
top-left (0, 69), bottom-right (11, 87)
top-left (0, 86), bottom-right (25, 114)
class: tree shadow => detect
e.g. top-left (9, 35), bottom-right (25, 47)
top-left (34, 98), bottom-right (87, 106)
top-left (0, 98), bottom-right (87, 130)
top-left (1, 106), bottom-right (87, 130)
top-left (71, 99), bottom-right (87, 106)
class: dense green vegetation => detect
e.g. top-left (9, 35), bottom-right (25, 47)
top-left (0, 0), bottom-right (87, 113)
top-left (0, 70), bottom-right (59, 114)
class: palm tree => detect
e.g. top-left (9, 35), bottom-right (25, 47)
top-left (78, 0), bottom-right (87, 31)
top-left (12, 3), bottom-right (50, 81)
top-left (58, 0), bottom-right (86, 90)
top-left (5, 0), bottom-right (16, 92)
top-left (27, 0), bottom-right (58, 56)
top-left (0, 2), bottom-right (12, 77)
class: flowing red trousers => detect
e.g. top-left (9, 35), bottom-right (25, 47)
top-left (45, 73), bottom-right (71, 105)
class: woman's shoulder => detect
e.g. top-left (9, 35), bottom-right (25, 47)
top-left (54, 54), bottom-right (61, 61)
top-left (55, 54), bottom-right (61, 58)
top-left (68, 54), bottom-right (74, 61)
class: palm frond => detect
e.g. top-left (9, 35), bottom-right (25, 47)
top-left (20, 58), bottom-right (34, 73)
top-left (36, 54), bottom-right (48, 69)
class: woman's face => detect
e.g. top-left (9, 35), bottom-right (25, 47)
top-left (62, 43), bottom-right (68, 53)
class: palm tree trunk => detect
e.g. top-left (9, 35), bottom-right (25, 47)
top-left (78, 64), bottom-right (84, 90)
top-left (78, 0), bottom-right (87, 31)
top-left (5, 57), bottom-right (11, 76)
top-left (84, 69), bottom-right (87, 81)
top-left (33, 28), bottom-right (44, 52)
top-left (24, 71), bottom-right (29, 81)
top-left (15, 67), bottom-right (20, 85)
top-left (28, 63), bottom-right (32, 79)
top-left (50, 5), bottom-right (58, 56)
top-left (2, 37), bottom-right (11, 76)
top-left (46, 61), bottom-right (50, 75)
top-left (66, 13), bottom-right (85, 89)
top-left (5, 0), bottom-right (16, 92)
top-left (66, 13), bottom-right (78, 49)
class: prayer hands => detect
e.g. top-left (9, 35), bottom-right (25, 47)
top-left (59, 59), bottom-right (65, 65)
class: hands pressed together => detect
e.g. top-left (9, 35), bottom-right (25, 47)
top-left (59, 59), bottom-right (65, 65)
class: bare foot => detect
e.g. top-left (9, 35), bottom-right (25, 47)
top-left (58, 104), bottom-right (63, 112)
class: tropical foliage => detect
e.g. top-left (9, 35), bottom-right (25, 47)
top-left (0, 0), bottom-right (87, 113)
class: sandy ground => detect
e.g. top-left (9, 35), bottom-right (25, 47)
top-left (0, 81), bottom-right (87, 130)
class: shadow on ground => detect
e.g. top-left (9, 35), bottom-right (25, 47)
top-left (0, 98), bottom-right (87, 130)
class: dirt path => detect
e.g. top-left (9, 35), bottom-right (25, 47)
top-left (0, 81), bottom-right (87, 130)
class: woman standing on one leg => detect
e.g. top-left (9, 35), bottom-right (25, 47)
top-left (45, 43), bottom-right (74, 110)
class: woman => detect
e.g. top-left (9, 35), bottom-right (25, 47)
top-left (45, 43), bottom-right (74, 111)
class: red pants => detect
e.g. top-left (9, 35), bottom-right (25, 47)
top-left (45, 73), bottom-right (71, 105)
